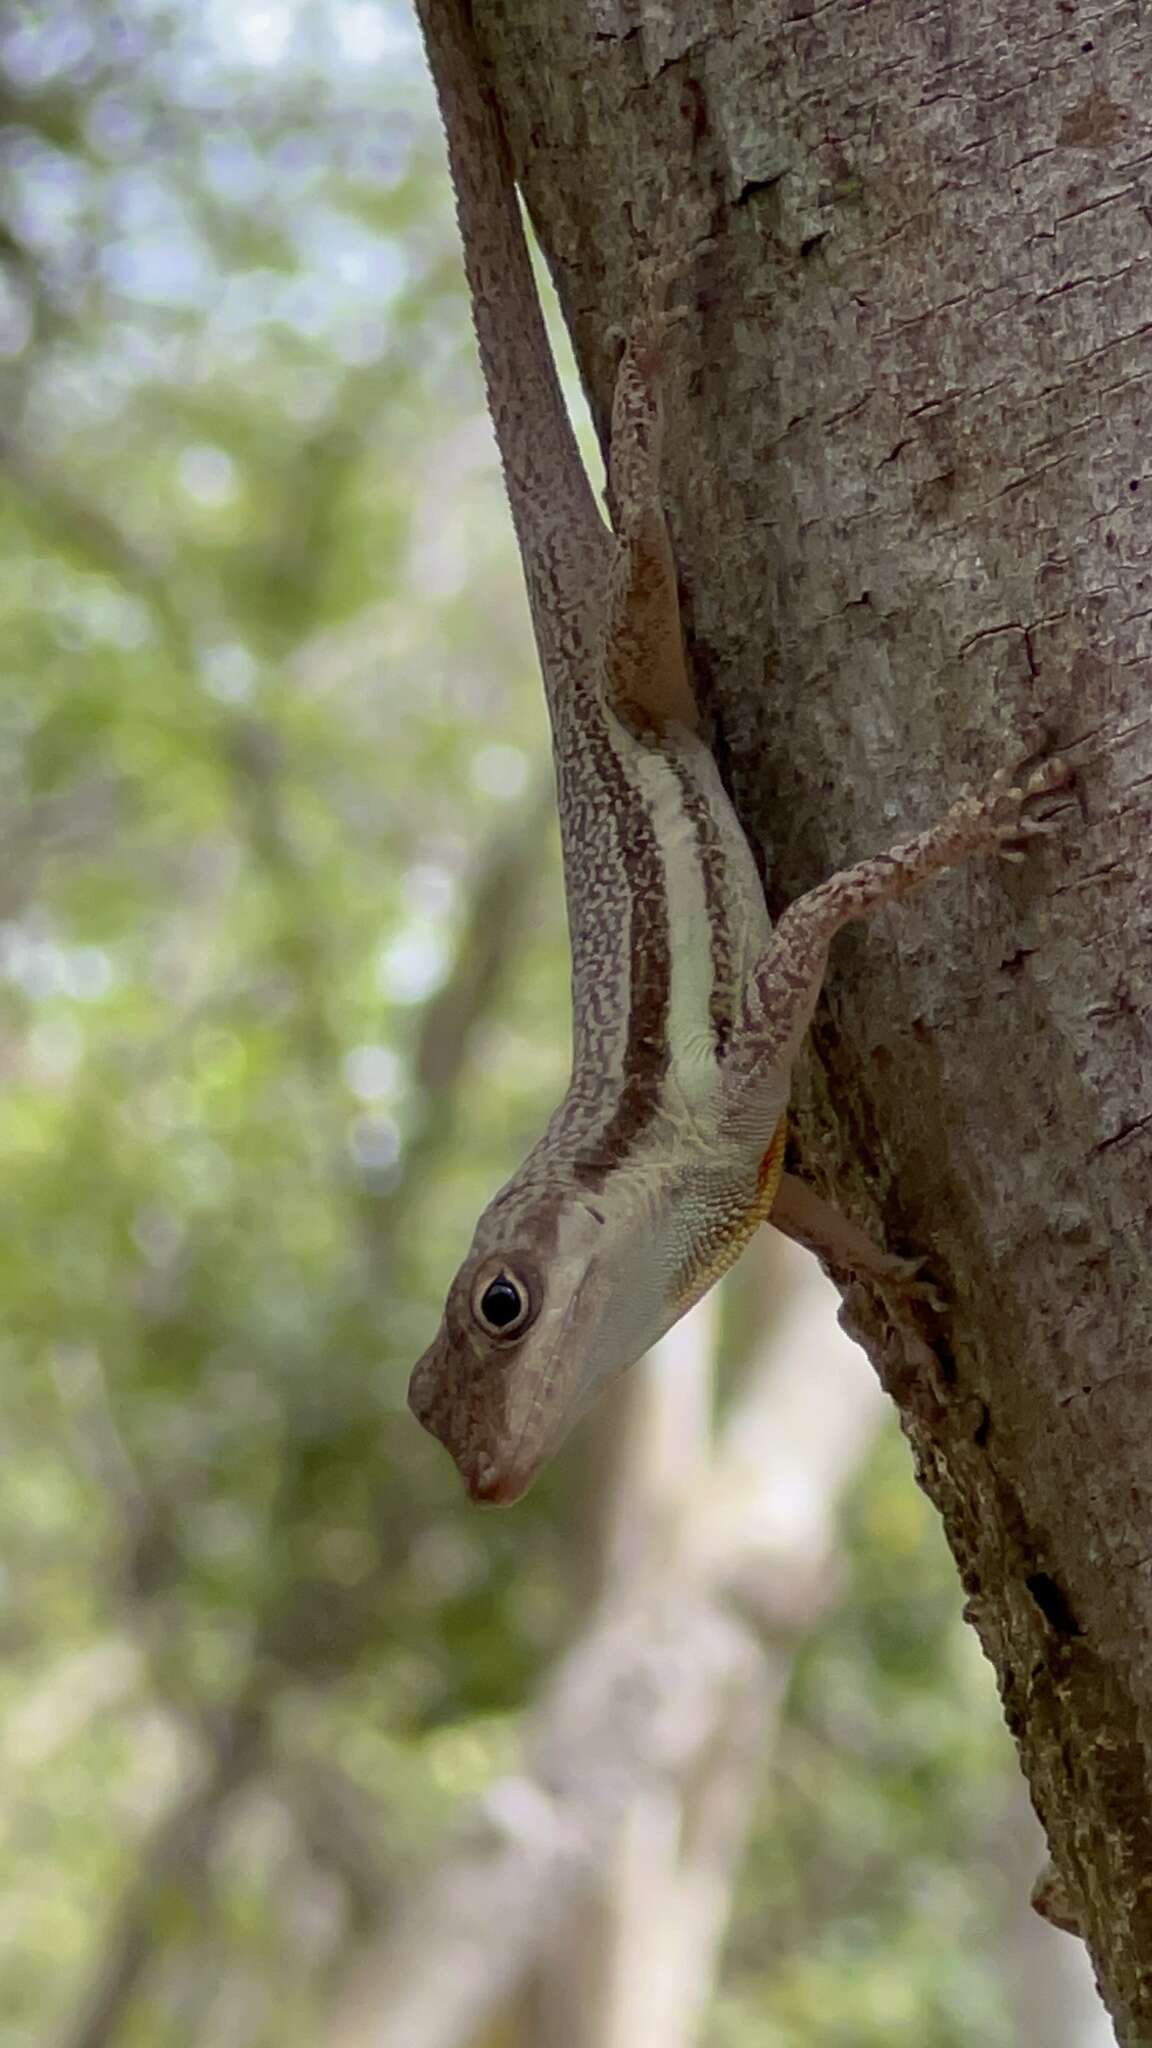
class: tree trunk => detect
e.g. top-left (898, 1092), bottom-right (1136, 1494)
top-left (465, 3), bottom-right (1152, 2038)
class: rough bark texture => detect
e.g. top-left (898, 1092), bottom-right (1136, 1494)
top-left (465, 2), bottom-right (1152, 2039)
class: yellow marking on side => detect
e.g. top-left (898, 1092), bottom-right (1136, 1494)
top-left (753, 1115), bottom-right (788, 1220)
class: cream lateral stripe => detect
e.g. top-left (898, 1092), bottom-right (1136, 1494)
top-left (626, 742), bottom-right (724, 1096)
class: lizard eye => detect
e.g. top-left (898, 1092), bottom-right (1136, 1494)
top-left (473, 1265), bottom-right (532, 1338)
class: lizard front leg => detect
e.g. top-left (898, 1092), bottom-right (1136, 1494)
top-left (770, 1171), bottom-right (928, 1293)
top-left (728, 755), bottom-right (1071, 1094)
top-left (745, 763), bottom-right (1069, 1343)
top-left (770, 1165), bottom-right (955, 1417)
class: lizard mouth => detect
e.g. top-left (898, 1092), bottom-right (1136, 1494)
top-left (459, 1276), bottom-right (607, 1505)
top-left (454, 1372), bottom-right (575, 1506)
top-left (462, 1450), bottom-right (541, 1506)
top-left (410, 1250), bottom-right (613, 1506)
top-left (409, 1346), bottom-right (568, 1506)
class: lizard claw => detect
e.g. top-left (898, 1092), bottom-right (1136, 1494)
top-left (837, 1242), bottom-right (947, 1314)
top-left (974, 751), bottom-right (1075, 859)
top-left (874, 1255), bottom-right (948, 1315)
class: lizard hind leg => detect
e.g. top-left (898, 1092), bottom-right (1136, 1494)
top-left (600, 295), bottom-right (700, 739)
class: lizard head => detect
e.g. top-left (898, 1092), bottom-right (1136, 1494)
top-left (408, 1185), bottom-right (663, 1504)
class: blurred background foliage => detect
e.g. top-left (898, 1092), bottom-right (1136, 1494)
top-left (0, 3), bottom-right (1106, 2043)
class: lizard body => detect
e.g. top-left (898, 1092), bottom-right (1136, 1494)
top-left (409, 0), bottom-right (1067, 1504)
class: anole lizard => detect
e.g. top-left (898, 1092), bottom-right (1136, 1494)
top-left (408, 0), bottom-right (1068, 1504)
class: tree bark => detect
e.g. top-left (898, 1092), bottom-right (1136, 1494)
top-left (464, 3), bottom-right (1152, 2039)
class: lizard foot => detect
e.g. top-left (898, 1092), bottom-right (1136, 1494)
top-left (873, 1254), bottom-right (948, 1316)
top-left (770, 1175), bottom-right (946, 1311)
top-left (974, 749), bottom-right (1075, 862)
